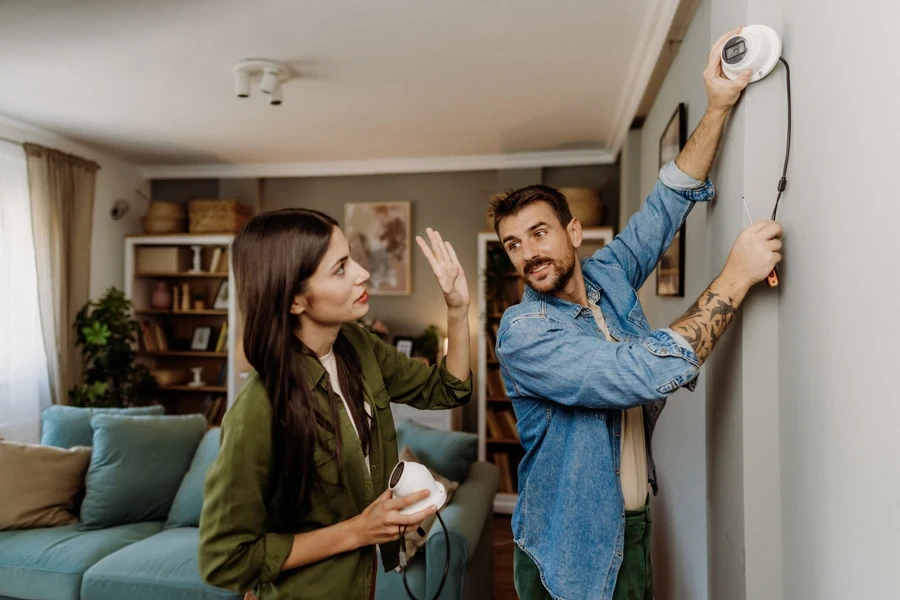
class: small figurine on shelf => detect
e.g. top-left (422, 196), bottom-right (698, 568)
top-left (187, 367), bottom-right (205, 388)
top-left (189, 245), bottom-right (203, 273)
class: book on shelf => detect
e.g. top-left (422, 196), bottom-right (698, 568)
top-left (215, 248), bottom-right (229, 273)
top-left (492, 452), bottom-right (516, 494)
top-left (208, 248), bottom-right (223, 273)
top-left (216, 362), bottom-right (228, 387)
top-left (499, 409), bottom-right (519, 440)
top-left (140, 320), bottom-right (156, 352)
top-left (486, 369), bottom-right (507, 397)
top-left (203, 395), bottom-right (226, 425)
top-left (486, 410), bottom-right (504, 440)
top-left (152, 322), bottom-right (169, 351)
top-left (214, 322), bottom-right (228, 353)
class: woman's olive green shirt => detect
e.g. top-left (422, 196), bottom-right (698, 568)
top-left (198, 324), bottom-right (472, 600)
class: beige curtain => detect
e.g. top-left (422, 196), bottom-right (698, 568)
top-left (24, 143), bottom-right (99, 405)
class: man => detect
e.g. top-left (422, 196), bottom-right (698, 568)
top-left (490, 28), bottom-right (781, 600)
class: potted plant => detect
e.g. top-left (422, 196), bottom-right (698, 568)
top-left (413, 325), bottom-right (442, 365)
top-left (69, 287), bottom-right (158, 408)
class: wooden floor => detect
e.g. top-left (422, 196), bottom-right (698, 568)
top-left (493, 516), bottom-right (518, 600)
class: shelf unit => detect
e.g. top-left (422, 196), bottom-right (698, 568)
top-left (125, 234), bottom-right (240, 426)
top-left (477, 227), bottom-right (615, 514)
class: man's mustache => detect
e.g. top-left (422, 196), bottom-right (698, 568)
top-left (524, 257), bottom-right (553, 275)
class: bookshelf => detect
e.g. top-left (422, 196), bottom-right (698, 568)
top-left (124, 234), bottom-right (241, 427)
top-left (477, 227), bottom-right (615, 514)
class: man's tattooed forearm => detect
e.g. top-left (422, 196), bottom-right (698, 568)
top-left (670, 290), bottom-right (738, 363)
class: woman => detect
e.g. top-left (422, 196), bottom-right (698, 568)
top-left (198, 209), bottom-right (472, 600)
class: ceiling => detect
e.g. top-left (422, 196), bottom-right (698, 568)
top-left (0, 0), bottom-right (683, 168)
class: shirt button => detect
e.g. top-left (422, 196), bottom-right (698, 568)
top-left (616, 470), bottom-right (620, 476)
top-left (617, 551), bottom-right (622, 557)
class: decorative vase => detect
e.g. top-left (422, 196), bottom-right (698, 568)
top-left (150, 281), bottom-right (172, 309)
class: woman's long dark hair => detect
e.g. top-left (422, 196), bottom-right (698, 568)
top-left (232, 208), bottom-right (373, 517)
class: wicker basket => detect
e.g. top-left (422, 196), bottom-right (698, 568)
top-left (188, 199), bottom-right (252, 233)
top-left (141, 201), bottom-right (188, 234)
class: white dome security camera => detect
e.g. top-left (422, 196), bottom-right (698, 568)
top-left (721, 25), bottom-right (782, 83)
top-left (389, 461), bottom-right (447, 516)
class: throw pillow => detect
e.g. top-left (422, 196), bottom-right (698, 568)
top-left (41, 404), bottom-right (165, 449)
top-left (397, 445), bottom-right (460, 564)
top-left (396, 420), bottom-right (477, 483)
top-left (166, 427), bottom-right (221, 528)
top-left (79, 414), bottom-right (207, 529)
top-left (0, 439), bottom-right (92, 530)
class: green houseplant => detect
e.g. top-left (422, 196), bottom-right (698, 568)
top-left (69, 287), bottom-right (158, 408)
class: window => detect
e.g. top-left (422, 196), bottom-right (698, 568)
top-left (0, 139), bottom-right (50, 442)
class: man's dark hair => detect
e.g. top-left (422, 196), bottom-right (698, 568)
top-left (489, 184), bottom-right (573, 235)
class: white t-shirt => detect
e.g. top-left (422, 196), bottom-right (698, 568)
top-left (588, 302), bottom-right (648, 511)
top-left (319, 350), bottom-right (373, 473)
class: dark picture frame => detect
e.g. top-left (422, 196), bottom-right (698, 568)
top-left (656, 103), bottom-right (688, 297)
top-left (393, 336), bottom-right (415, 358)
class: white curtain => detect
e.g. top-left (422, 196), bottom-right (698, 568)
top-left (0, 140), bottom-right (51, 443)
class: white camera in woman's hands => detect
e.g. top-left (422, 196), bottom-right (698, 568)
top-left (388, 461), bottom-right (447, 516)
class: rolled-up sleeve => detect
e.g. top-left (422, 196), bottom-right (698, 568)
top-left (496, 316), bottom-right (699, 409)
top-left (198, 390), bottom-right (294, 593)
top-left (599, 161), bottom-right (715, 290)
top-left (659, 160), bottom-right (713, 193)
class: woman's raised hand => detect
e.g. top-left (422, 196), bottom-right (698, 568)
top-left (416, 228), bottom-right (469, 312)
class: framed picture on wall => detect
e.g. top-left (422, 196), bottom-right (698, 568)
top-left (656, 103), bottom-right (688, 297)
top-left (344, 201), bottom-right (411, 295)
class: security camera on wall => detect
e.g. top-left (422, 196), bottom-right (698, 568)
top-left (721, 25), bottom-right (782, 83)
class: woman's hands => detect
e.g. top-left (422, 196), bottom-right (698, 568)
top-left (351, 488), bottom-right (437, 547)
top-left (416, 228), bottom-right (469, 313)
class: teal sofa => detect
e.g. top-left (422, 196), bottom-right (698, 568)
top-left (0, 408), bottom-right (498, 600)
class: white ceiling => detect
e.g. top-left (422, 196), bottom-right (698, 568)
top-left (0, 0), bottom-right (677, 168)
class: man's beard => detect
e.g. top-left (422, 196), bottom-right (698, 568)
top-left (523, 252), bottom-right (576, 295)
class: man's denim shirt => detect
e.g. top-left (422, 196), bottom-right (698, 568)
top-left (495, 161), bottom-right (715, 600)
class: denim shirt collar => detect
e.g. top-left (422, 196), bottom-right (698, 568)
top-left (521, 259), bottom-right (602, 320)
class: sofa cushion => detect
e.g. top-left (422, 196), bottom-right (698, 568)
top-left (0, 521), bottom-right (163, 600)
top-left (375, 549), bottom-right (425, 600)
top-left (81, 527), bottom-right (240, 600)
top-left (167, 427), bottom-right (220, 528)
top-left (80, 414), bottom-right (207, 529)
top-left (396, 420), bottom-right (478, 483)
top-left (0, 440), bottom-right (91, 530)
top-left (41, 405), bottom-right (165, 449)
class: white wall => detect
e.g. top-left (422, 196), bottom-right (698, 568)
top-left (775, 1), bottom-right (900, 597)
top-left (0, 114), bottom-right (147, 300)
top-left (631, 0), bottom-right (900, 598)
top-left (634, 2), bottom-right (712, 598)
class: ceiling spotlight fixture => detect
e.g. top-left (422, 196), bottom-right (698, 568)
top-left (260, 67), bottom-right (281, 95)
top-left (269, 83), bottom-right (282, 106)
top-left (234, 70), bottom-right (250, 98)
top-left (232, 59), bottom-right (291, 104)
